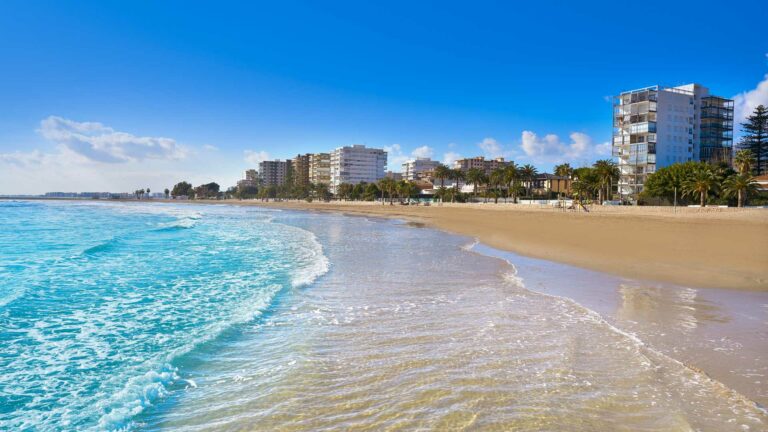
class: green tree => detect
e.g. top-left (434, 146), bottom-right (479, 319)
top-left (504, 163), bottom-right (519, 203)
top-left (164, 188), bottom-right (170, 199)
top-left (734, 149), bottom-right (757, 175)
top-left (465, 168), bottom-right (486, 201)
top-left (363, 182), bottom-right (380, 201)
top-left (395, 180), bottom-right (418, 203)
top-left (171, 181), bottom-right (194, 198)
top-left (337, 183), bottom-right (353, 201)
top-left (433, 163), bottom-right (451, 191)
top-left (572, 167), bottom-right (599, 202)
top-left (520, 164), bottom-right (538, 197)
top-left (593, 159), bottom-right (619, 203)
top-left (489, 168), bottom-right (505, 204)
top-left (378, 177), bottom-right (397, 205)
top-left (554, 163), bottom-right (573, 178)
top-left (450, 169), bottom-right (465, 203)
top-left (553, 163), bottom-right (574, 199)
top-left (723, 174), bottom-right (758, 207)
top-left (738, 105), bottom-right (768, 175)
top-left (683, 165), bottom-right (718, 207)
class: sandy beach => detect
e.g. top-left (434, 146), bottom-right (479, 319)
top-left (219, 200), bottom-right (768, 291)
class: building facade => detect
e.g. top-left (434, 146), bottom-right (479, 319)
top-left (291, 154), bottom-right (311, 187)
top-left (453, 156), bottom-right (509, 175)
top-left (309, 153), bottom-right (331, 185)
top-left (329, 145), bottom-right (387, 193)
top-left (612, 83), bottom-right (733, 198)
top-left (526, 173), bottom-right (571, 196)
top-left (237, 169), bottom-right (259, 189)
top-left (258, 160), bottom-right (292, 187)
top-left (401, 158), bottom-right (441, 181)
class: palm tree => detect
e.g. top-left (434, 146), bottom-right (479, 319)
top-left (378, 177), bottom-right (397, 205)
top-left (554, 163), bottom-right (573, 178)
top-left (146, 188), bottom-right (151, 198)
top-left (450, 169), bottom-right (465, 203)
top-left (396, 180), bottom-right (417, 204)
top-left (433, 164), bottom-right (451, 190)
top-left (520, 164), bottom-right (538, 198)
top-left (683, 165), bottom-right (718, 207)
top-left (723, 174), bottom-right (758, 207)
top-left (734, 149), bottom-right (756, 175)
top-left (593, 159), bottom-right (619, 203)
top-left (553, 163), bottom-right (574, 199)
top-left (164, 188), bottom-right (170, 199)
top-left (571, 178), bottom-right (594, 210)
top-left (489, 168), bottom-right (505, 204)
top-left (466, 168), bottom-right (485, 201)
top-left (504, 163), bottom-right (519, 203)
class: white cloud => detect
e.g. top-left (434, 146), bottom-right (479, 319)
top-left (733, 73), bottom-right (768, 126)
top-left (243, 150), bottom-right (271, 165)
top-left (202, 144), bottom-right (219, 151)
top-left (0, 150), bottom-right (51, 167)
top-left (520, 130), bottom-right (610, 166)
top-left (411, 145), bottom-right (434, 159)
top-left (38, 116), bottom-right (187, 163)
top-left (442, 151), bottom-right (462, 166)
top-left (478, 137), bottom-right (504, 158)
top-left (0, 117), bottom-right (243, 195)
top-left (383, 144), bottom-right (409, 170)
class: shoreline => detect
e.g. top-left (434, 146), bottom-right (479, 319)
top-left (212, 200), bottom-right (768, 292)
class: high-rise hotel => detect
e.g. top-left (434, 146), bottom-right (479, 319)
top-left (329, 145), bottom-right (387, 193)
top-left (612, 83), bottom-right (733, 198)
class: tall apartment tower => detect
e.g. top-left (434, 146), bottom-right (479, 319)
top-left (612, 84), bottom-right (733, 198)
top-left (329, 145), bottom-right (387, 193)
top-left (291, 154), bottom-right (311, 187)
top-left (258, 160), bottom-right (292, 187)
top-left (401, 158), bottom-right (441, 181)
top-left (309, 153), bottom-right (331, 185)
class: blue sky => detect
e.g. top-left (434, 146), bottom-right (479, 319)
top-left (1, 0), bottom-right (767, 193)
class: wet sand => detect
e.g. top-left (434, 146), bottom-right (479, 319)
top-left (473, 243), bottom-right (768, 408)
top-left (225, 200), bottom-right (768, 291)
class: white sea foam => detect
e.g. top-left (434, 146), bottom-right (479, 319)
top-left (464, 240), bottom-right (768, 419)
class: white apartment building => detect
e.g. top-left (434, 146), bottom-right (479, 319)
top-left (453, 156), bottom-right (509, 175)
top-left (612, 83), bottom-right (733, 198)
top-left (401, 158), bottom-right (441, 181)
top-left (329, 145), bottom-right (387, 193)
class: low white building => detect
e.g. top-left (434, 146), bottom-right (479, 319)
top-left (401, 158), bottom-right (441, 181)
top-left (329, 145), bottom-right (387, 193)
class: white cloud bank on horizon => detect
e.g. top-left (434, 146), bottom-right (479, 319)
top-left (518, 131), bottom-right (611, 167)
top-left (0, 116), bottom-right (241, 194)
top-left (38, 116), bottom-right (187, 163)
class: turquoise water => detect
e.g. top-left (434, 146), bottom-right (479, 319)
top-left (0, 201), bottom-right (327, 430)
top-left (1, 201), bottom-right (765, 431)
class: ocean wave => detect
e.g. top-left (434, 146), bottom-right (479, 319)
top-left (82, 237), bottom-right (119, 255)
top-left (463, 240), bottom-right (767, 418)
top-left (96, 366), bottom-right (179, 431)
top-left (151, 211), bottom-right (204, 231)
top-left (289, 230), bottom-right (330, 288)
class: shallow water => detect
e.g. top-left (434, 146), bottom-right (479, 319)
top-left (1, 201), bottom-right (765, 431)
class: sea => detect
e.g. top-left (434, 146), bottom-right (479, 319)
top-left (0, 200), bottom-right (765, 431)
